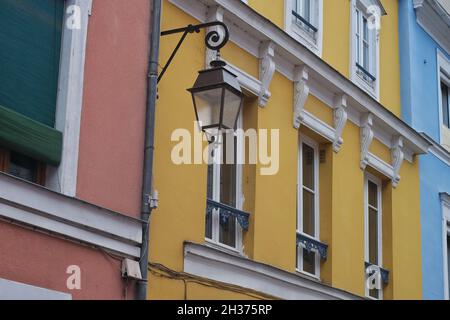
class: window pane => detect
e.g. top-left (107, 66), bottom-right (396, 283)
top-left (302, 189), bottom-right (315, 236)
top-left (302, 249), bottom-right (316, 274)
top-left (441, 82), bottom-right (450, 128)
top-left (8, 152), bottom-right (36, 182)
top-left (219, 132), bottom-right (237, 248)
top-left (205, 210), bottom-right (213, 240)
top-left (356, 34), bottom-right (360, 64)
top-left (219, 215), bottom-right (236, 248)
top-left (363, 17), bottom-right (368, 41)
top-left (207, 163), bottom-right (213, 199)
top-left (363, 42), bottom-right (369, 70)
top-left (368, 181), bottom-right (378, 209)
top-left (302, 143), bottom-right (315, 190)
top-left (368, 208), bottom-right (379, 265)
top-left (220, 133), bottom-right (237, 207)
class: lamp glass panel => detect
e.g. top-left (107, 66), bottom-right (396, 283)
top-left (222, 89), bottom-right (242, 129)
top-left (192, 87), bottom-right (223, 129)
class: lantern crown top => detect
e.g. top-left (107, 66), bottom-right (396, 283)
top-left (188, 63), bottom-right (243, 97)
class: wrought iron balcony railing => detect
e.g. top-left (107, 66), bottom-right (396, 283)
top-left (296, 232), bottom-right (328, 259)
top-left (291, 10), bottom-right (318, 33)
top-left (206, 199), bottom-right (250, 231)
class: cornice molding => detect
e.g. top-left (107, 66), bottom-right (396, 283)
top-left (169, 0), bottom-right (432, 187)
top-left (184, 242), bottom-right (362, 300)
top-left (258, 41), bottom-right (276, 107)
top-left (293, 66), bottom-right (310, 129)
top-left (360, 113), bottom-right (374, 170)
top-left (0, 172), bottom-right (142, 258)
top-left (413, 0), bottom-right (450, 53)
top-left (420, 132), bottom-right (450, 166)
top-left (333, 94), bottom-right (348, 153)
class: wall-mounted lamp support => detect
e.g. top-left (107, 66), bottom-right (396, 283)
top-left (158, 21), bottom-right (230, 83)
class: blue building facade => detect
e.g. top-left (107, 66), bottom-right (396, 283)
top-left (399, 0), bottom-right (450, 300)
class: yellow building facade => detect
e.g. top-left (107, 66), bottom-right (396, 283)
top-left (149, 0), bottom-right (430, 300)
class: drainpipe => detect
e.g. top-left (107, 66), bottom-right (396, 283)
top-left (136, 0), bottom-right (161, 300)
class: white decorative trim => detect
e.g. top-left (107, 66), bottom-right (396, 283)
top-left (293, 66), bottom-right (310, 129)
top-left (302, 111), bottom-right (335, 142)
top-left (349, 0), bottom-right (381, 100)
top-left (367, 153), bottom-right (394, 179)
top-left (420, 132), bottom-right (450, 166)
top-left (258, 41), bottom-right (276, 107)
top-left (437, 50), bottom-right (450, 151)
top-left (391, 136), bottom-right (404, 188)
top-left (333, 94), bottom-right (348, 153)
top-left (184, 242), bottom-right (361, 300)
top-left (47, 0), bottom-right (93, 196)
top-left (224, 62), bottom-right (262, 98)
top-left (360, 113), bottom-right (374, 169)
top-left (169, 0), bottom-right (432, 173)
top-left (0, 279), bottom-right (72, 300)
top-left (0, 172), bottom-right (142, 258)
top-left (414, 0), bottom-right (450, 54)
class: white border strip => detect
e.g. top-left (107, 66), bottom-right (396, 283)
top-left (0, 172), bottom-right (142, 258)
top-left (184, 242), bottom-right (361, 300)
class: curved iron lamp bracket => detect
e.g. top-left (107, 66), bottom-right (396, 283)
top-left (157, 21), bottom-right (229, 83)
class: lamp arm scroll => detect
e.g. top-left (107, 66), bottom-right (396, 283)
top-left (158, 21), bottom-right (229, 83)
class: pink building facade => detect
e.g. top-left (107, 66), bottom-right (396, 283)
top-left (0, 0), bottom-right (152, 299)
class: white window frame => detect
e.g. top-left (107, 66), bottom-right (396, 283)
top-left (364, 172), bottom-right (383, 300)
top-left (441, 194), bottom-right (450, 300)
top-left (284, 0), bottom-right (323, 57)
top-left (350, 0), bottom-right (380, 100)
top-left (205, 110), bottom-right (244, 254)
top-left (46, 0), bottom-right (92, 196)
top-left (437, 50), bottom-right (450, 152)
top-left (297, 135), bottom-right (321, 279)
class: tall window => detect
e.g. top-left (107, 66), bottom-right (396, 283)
top-left (285, 0), bottom-right (323, 56)
top-left (355, 8), bottom-right (376, 85)
top-left (297, 136), bottom-right (320, 277)
top-left (365, 174), bottom-right (383, 299)
top-left (351, 0), bottom-right (380, 98)
top-left (292, 0), bottom-right (317, 35)
top-left (206, 117), bottom-right (243, 250)
top-left (441, 81), bottom-right (450, 129)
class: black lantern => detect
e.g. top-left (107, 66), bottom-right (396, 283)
top-left (187, 60), bottom-right (244, 143)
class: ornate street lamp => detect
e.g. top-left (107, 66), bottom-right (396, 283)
top-left (159, 22), bottom-right (244, 143)
top-left (187, 59), bottom-right (243, 143)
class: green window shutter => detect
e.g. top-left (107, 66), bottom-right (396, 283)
top-left (0, 105), bottom-right (62, 166)
top-left (0, 0), bottom-right (64, 127)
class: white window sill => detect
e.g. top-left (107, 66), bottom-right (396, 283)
top-left (295, 269), bottom-right (321, 282)
top-left (205, 238), bottom-right (244, 257)
top-left (287, 27), bottom-right (321, 57)
top-left (441, 125), bottom-right (450, 153)
top-left (352, 73), bottom-right (378, 100)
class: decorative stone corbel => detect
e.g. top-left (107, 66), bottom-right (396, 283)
top-left (360, 113), bottom-right (374, 170)
top-left (333, 94), bottom-right (348, 153)
top-left (391, 136), bottom-right (404, 188)
top-left (205, 6), bottom-right (224, 68)
top-left (293, 65), bottom-right (309, 129)
top-left (258, 41), bottom-right (276, 107)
